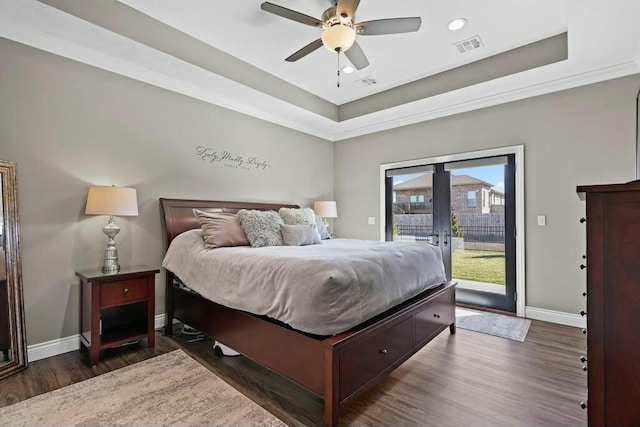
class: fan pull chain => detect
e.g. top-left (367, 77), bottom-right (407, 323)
top-left (337, 48), bottom-right (341, 88)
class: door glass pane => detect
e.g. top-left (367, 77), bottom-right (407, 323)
top-left (391, 171), bottom-right (435, 244)
top-left (449, 165), bottom-right (506, 295)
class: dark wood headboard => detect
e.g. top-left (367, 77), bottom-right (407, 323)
top-left (159, 198), bottom-right (299, 247)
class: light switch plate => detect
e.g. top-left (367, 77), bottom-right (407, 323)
top-left (368, 217), bottom-right (376, 225)
top-left (537, 215), bottom-right (546, 226)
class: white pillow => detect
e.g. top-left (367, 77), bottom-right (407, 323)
top-left (280, 224), bottom-right (322, 246)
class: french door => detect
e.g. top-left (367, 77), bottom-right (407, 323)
top-left (385, 155), bottom-right (517, 312)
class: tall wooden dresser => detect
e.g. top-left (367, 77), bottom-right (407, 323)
top-left (577, 181), bottom-right (640, 426)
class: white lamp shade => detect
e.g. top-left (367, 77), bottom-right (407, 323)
top-left (314, 201), bottom-right (338, 218)
top-left (85, 185), bottom-right (138, 216)
top-left (322, 25), bottom-right (356, 52)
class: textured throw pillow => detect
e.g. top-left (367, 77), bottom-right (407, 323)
top-left (278, 207), bottom-right (316, 225)
top-left (237, 209), bottom-right (284, 247)
top-left (279, 207), bottom-right (323, 241)
top-left (315, 214), bottom-right (331, 240)
top-left (280, 224), bottom-right (322, 246)
top-left (192, 209), bottom-right (249, 249)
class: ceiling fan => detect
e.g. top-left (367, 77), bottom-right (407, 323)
top-left (260, 0), bottom-right (422, 71)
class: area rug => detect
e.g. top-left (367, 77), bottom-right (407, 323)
top-left (455, 307), bottom-right (531, 342)
top-left (0, 350), bottom-right (285, 427)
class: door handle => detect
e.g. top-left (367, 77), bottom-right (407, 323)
top-left (443, 231), bottom-right (450, 246)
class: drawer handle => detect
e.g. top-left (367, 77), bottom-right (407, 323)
top-left (379, 348), bottom-right (388, 355)
top-left (582, 329), bottom-right (587, 335)
top-left (579, 264), bottom-right (586, 270)
top-left (580, 355), bottom-right (587, 363)
top-left (579, 217), bottom-right (586, 223)
top-left (580, 401), bottom-right (587, 409)
top-left (582, 365), bottom-right (588, 372)
top-left (123, 288), bottom-right (129, 294)
top-left (433, 313), bottom-right (441, 319)
top-left (580, 310), bottom-right (586, 317)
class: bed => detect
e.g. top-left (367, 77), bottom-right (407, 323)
top-left (160, 198), bottom-right (456, 426)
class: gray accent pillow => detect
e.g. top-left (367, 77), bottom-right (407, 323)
top-left (280, 224), bottom-right (322, 246)
top-left (315, 214), bottom-right (331, 240)
top-left (237, 209), bottom-right (284, 247)
top-left (193, 209), bottom-right (249, 249)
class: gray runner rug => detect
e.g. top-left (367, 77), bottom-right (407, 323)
top-left (455, 307), bottom-right (531, 342)
top-left (0, 349), bottom-right (285, 427)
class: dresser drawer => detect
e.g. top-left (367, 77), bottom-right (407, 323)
top-left (414, 287), bottom-right (455, 345)
top-left (339, 317), bottom-right (414, 400)
top-left (100, 278), bottom-right (148, 307)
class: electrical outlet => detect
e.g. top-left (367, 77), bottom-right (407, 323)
top-left (367, 217), bottom-right (376, 225)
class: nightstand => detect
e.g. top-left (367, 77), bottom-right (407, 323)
top-left (76, 266), bottom-right (159, 366)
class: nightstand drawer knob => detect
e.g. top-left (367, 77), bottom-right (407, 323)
top-left (123, 288), bottom-right (129, 294)
top-left (379, 348), bottom-right (388, 355)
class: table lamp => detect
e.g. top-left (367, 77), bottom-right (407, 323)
top-left (85, 185), bottom-right (138, 273)
top-left (314, 200), bottom-right (338, 231)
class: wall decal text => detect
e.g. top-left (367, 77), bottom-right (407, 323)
top-left (195, 146), bottom-right (271, 171)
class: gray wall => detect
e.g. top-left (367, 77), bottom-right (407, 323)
top-left (0, 38), bottom-right (333, 345)
top-left (334, 74), bottom-right (640, 315)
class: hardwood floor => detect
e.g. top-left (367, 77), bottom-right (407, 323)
top-left (0, 320), bottom-right (587, 426)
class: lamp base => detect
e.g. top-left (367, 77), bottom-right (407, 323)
top-left (102, 216), bottom-right (121, 274)
top-left (102, 247), bottom-right (120, 273)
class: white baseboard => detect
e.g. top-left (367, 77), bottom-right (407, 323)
top-left (525, 306), bottom-right (586, 328)
top-left (26, 309), bottom-right (585, 362)
top-left (27, 314), bottom-right (167, 363)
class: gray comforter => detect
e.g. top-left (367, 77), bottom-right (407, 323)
top-left (162, 230), bottom-right (446, 335)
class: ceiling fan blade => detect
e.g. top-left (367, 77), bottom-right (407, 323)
top-left (337, 0), bottom-right (360, 20)
top-left (261, 2), bottom-right (324, 28)
top-left (356, 17), bottom-right (422, 35)
top-left (345, 41), bottom-right (369, 70)
top-left (285, 39), bottom-right (324, 62)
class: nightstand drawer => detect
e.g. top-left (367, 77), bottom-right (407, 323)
top-left (100, 278), bottom-right (148, 306)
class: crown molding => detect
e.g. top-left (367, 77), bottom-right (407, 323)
top-left (331, 60), bottom-right (640, 141)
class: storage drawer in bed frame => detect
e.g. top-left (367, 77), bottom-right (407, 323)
top-left (167, 279), bottom-right (456, 426)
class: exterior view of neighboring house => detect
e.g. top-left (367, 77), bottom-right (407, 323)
top-left (393, 174), bottom-right (505, 214)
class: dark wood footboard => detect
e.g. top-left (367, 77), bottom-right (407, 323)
top-left (160, 198), bottom-right (456, 426)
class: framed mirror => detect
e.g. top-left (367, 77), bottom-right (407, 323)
top-left (0, 160), bottom-right (27, 379)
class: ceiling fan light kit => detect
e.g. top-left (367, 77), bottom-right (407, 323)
top-left (261, 0), bottom-right (422, 81)
top-left (322, 24), bottom-right (356, 52)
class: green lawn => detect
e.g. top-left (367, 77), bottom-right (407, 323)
top-left (452, 250), bottom-right (505, 285)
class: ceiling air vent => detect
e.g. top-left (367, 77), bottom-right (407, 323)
top-left (454, 35), bottom-right (483, 53)
top-left (356, 76), bottom-right (377, 87)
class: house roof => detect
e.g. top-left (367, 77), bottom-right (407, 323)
top-left (2, 1), bottom-right (639, 141)
top-left (394, 174), bottom-right (498, 191)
